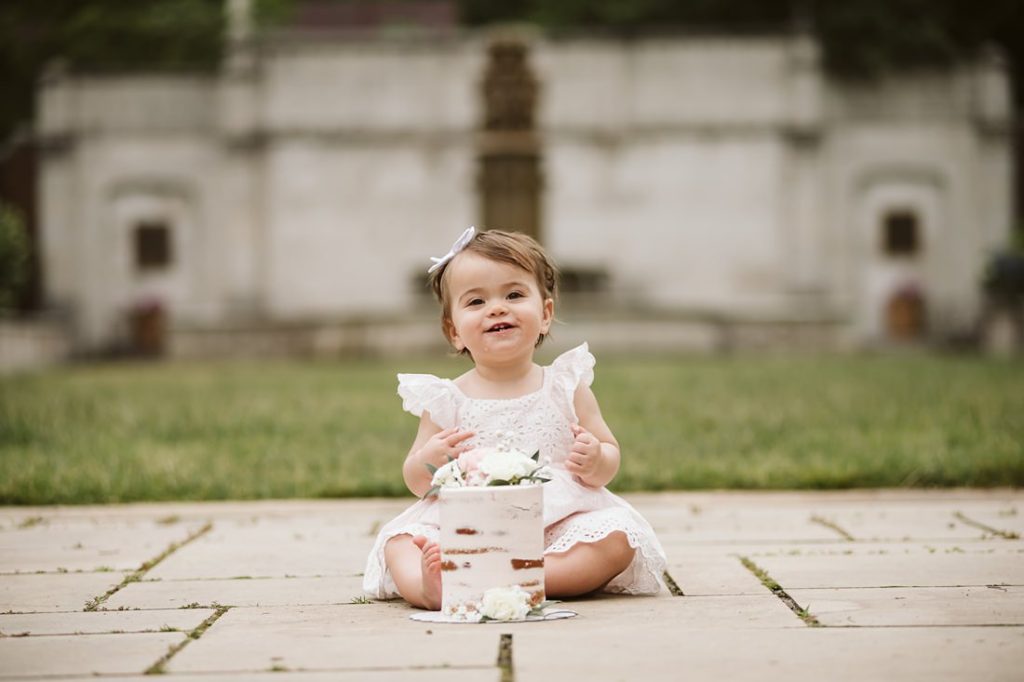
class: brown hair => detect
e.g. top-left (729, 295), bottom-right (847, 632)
top-left (428, 230), bottom-right (558, 355)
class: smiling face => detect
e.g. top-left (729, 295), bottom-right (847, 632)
top-left (444, 251), bottom-right (554, 363)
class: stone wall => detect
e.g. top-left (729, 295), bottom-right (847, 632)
top-left (36, 31), bottom-right (1013, 354)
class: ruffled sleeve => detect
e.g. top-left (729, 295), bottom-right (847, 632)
top-left (396, 374), bottom-right (460, 429)
top-left (548, 343), bottom-right (596, 422)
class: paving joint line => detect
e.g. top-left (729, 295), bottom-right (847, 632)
top-left (953, 511), bottom-right (1020, 540)
top-left (83, 521), bottom-right (213, 612)
top-left (497, 632), bottom-right (514, 682)
top-left (809, 515), bottom-right (855, 541)
top-left (662, 570), bottom-right (685, 596)
top-left (0, 565), bottom-right (124, 569)
top-left (144, 605), bottom-right (230, 675)
top-left (738, 556), bottom-right (822, 627)
top-left (0, 628), bottom-right (193, 639)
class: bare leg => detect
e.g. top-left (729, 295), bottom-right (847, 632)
top-left (544, 531), bottom-right (636, 598)
top-left (383, 534), bottom-right (443, 610)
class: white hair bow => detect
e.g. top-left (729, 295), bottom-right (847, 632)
top-left (428, 226), bottom-right (476, 274)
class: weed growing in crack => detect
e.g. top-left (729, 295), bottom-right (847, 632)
top-left (84, 523), bottom-right (213, 612)
top-left (661, 571), bottom-right (684, 596)
top-left (739, 556), bottom-right (821, 627)
top-left (145, 606), bottom-right (229, 674)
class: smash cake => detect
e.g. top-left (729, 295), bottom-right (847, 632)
top-left (440, 484), bottom-right (544, 619)
top-left (425, 439), bottom-right (553, 622)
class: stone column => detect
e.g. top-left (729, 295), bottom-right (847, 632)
top-left (477, 34), bottom-right (544, 241)
top-left (217, 0), bottom-right (266, 319)
top-left (781, 33), bottom-right (826, 304)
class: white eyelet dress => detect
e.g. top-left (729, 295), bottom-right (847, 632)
top-left (362, 343), bottom-right (668, 599)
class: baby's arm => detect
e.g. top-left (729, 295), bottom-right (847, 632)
top-left (401, 413), bottom-right (475, 497)
top-left (567, 385), bottom-right (621, 488)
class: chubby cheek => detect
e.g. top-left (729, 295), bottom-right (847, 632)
top-left (444, 315), bottom-right (464, 348)
top-left (447, 313), bottom-right (478, 349)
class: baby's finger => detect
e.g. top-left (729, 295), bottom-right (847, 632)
top-left (446, 429), bottom-right (475, 445)
top-left (572, 433), bottom-right (591, 447)
top-left (567, 453), bottom-right (586, 467)
top-left (571, 441), bottom-right (592, 456)
top-left (432, 426), bottom-right (457, 440)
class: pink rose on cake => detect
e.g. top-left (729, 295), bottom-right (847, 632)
top-left (456, 448), bottom-right (487, 486)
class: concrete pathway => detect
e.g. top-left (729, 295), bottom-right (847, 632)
top-left (0, 490), bottom-right (1021, 681)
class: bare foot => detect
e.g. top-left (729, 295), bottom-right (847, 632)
top-left (411, 535), bottom-right (442, 610)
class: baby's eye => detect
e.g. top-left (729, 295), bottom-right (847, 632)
top-left (467, 298), bottom-right (484, 306)
top-left (507, 291), bottom-right (524, 300)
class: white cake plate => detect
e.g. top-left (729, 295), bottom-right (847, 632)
top-left (409, 608), bottom-right (577, 624)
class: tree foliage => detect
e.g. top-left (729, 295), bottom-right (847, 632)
top-left (0, 0), bottom-right (1020, 143)
top-left (464, 0), bottom-right (1022, 85)
top-left (0, 0), bottom-right (302, 144)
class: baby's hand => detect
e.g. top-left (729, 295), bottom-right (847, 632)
top-left (419, 427), bottom-right (475, 468)
top-left (566, 424), bottom-right (602, 483)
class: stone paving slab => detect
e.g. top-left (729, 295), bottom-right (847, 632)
top-left (147, 519), bottom-right (373, 580)
top-left (754, 549), bottom-right (1024, 589)
top-left (505, 593), bottom-right (800, 631)
top-left (514, 626), bottom-right (1024, 682)
top-left (81, 671), bottom-right (500, 682)
top-left (0, 608), bottom-right (215, 636)
top-left (1, 490), bottom-right (1011, 524)
top-left (740, 539), bottom-right (1023, 558)
top-left (1, 491), bottom-right (1022, 681)
top-left (0, 499), bottom-right (409, 527)
top-left (665, 554), bottom-right (768, 596)
top-left (787, 586), bottom-right (1024, 626)
top-left (632, 507), bottom-right (842, 544)
top-left (0, 519), bottom-right (205, 574)
top-left (167, 604), bottom-right (500, 674)
top-left (0, 573), bottom-right (122, 613)
top-left (628, 489), bottom-right (1022, 507)
top-left (0, 632), bottom-right (183, 679)
top-left (105, 575), bottom-right (367, 610)
top-left (807, 506), bottom-right (990, 541)
top-left (957, 505), bottom-right (1024, 536)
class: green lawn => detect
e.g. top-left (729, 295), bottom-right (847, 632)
top-left (1, 351), bottom-right (1022, 505)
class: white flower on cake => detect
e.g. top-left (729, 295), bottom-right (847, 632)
top-left (478, 449), bottom-right (539, 483)
top-left (423, 433), bottom-right (551, 498)
top-left (479, 586), bottom-right (531, 621)
top-left (429, 459), bottom-right (464, 489)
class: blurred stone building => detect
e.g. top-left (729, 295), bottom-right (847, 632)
top-left (35, 7), bottom-right (1014, 356)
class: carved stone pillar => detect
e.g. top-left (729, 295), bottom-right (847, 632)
top-left (478, 39), bottom-right (543, 242)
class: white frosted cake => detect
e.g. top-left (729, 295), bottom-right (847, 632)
top-left (439, 484), bottom-right (545, 619)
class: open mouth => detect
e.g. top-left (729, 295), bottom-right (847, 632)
top-left (486, 322), bottom-right (516, 333)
